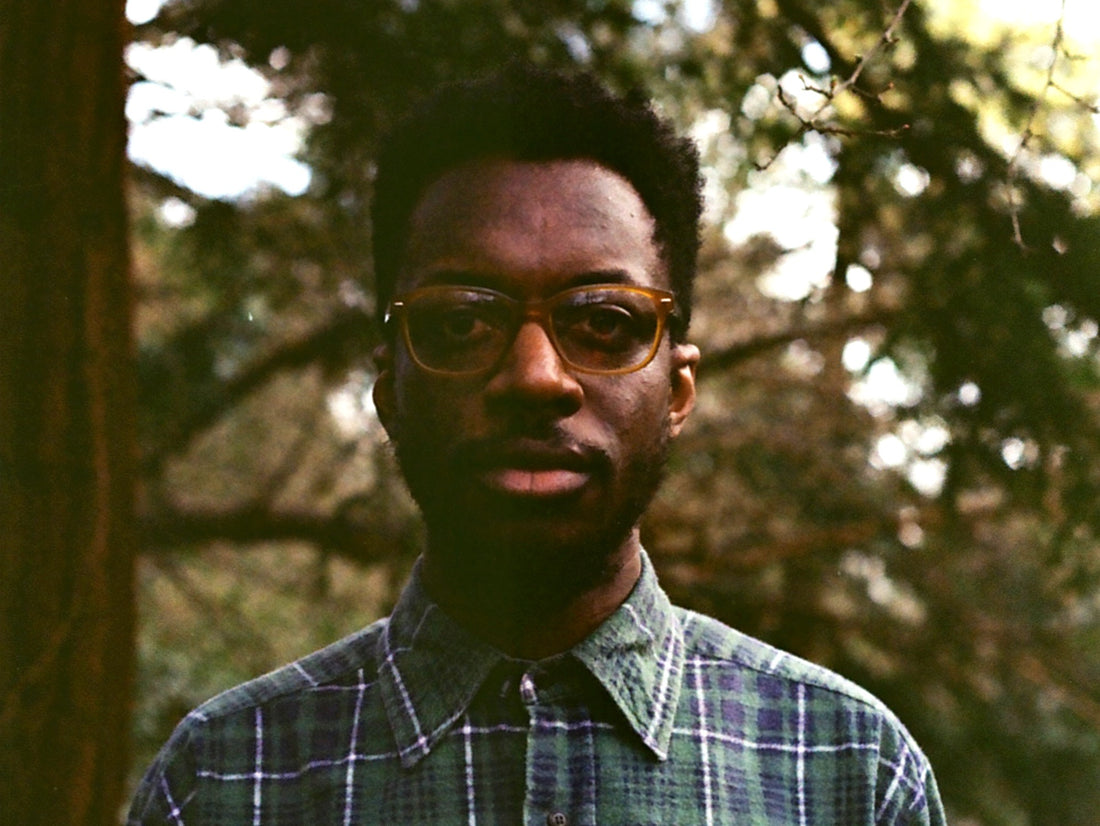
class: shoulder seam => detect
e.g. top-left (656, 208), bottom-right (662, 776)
top-left (190, 617), bottom-right (388, 723)
top-left (676, 607), bottom-right (892, 716)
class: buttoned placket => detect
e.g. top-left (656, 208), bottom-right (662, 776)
top-left (519, 663), bottom-right (595, 826)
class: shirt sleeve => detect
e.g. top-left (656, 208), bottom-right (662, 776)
top-left (874, 715), bottom-right (948, 826)
top-left (127, 720), bottom-right (199, 826)
top-left (915, 766), bottom-right (948, 826)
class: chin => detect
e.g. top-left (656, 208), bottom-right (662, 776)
top-left (420, 494), bottom-right (637, 592)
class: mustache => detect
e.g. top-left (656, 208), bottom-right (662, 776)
top-left (449, 431), bottom-right (612, 475)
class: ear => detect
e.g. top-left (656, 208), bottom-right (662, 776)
top-left (371, 342), bottom-right (398, 441)
top-left (667, 343), bottom-right (699, 438)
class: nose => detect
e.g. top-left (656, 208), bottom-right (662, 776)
top-left (485, 320), bottom-right (583, 413)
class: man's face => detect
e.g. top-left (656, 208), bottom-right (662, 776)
top-left (374, 158), bottom-right (698, 586)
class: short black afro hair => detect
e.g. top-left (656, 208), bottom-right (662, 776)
top-left (371, 63), bottom-right (703, 340)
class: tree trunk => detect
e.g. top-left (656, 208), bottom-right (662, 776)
top-left (0, 1), bottom-right (136, 823)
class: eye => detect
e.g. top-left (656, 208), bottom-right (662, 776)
top-left (559, 302), bottom-right (645, 352)
top-left (405, 291), bottom-right (511, 362)
top-left (438, 306), bottom-right (492, 341)
top-left (580, 305), bottom-right (633, 339)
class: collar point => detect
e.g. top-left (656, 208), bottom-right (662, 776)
top-left (641, 730), bottom-right (672, 763)
top-left (399, 744), bottom-right (431, 769)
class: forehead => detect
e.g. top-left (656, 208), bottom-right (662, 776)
top-left (398, 158), bottom-right (665, 295)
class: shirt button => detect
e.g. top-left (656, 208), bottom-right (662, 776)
top-left (546, 813), bottom-right (568, 826)
top-left (519, 672), bottom-right (537, 704)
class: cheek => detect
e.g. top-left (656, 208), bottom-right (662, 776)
top-left (629, 369), bottom-right (672, 419)
top-left (592, 374), bottom-right (671, 450)
top-left (393, 363), bottom-right (483, 444)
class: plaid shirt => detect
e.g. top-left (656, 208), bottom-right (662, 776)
top-left (129, 552), bottom-right (945, 825)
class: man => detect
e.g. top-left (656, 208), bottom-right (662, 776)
top-left (130, 65), bottom-right (946, 825)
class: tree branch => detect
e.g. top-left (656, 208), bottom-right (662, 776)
top-left (143, 306), bottom-right (375, 474)
top-left (700, 307), bottom-right (898, 373)
top-left (1006, 0), bottom-right (1098, 249)
top-left (139, 492), bottom-right (419, 568)
top-left (756, 0), bottom-right (914, 168)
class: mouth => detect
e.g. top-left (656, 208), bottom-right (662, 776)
top-left (470, 440), bottom-right (600, 499)
top-left (479, 467), bottom-right (591, 497)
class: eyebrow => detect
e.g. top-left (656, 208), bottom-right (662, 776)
top-left (413, 268), bottom-right (645, 293)
top-left (570, 269), bottom-right (643, 287)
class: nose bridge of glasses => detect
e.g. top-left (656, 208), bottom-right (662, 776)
top-left (507, 310), bottom-right (569, 373)
top-left (499, 295), bottom-right (561, 356)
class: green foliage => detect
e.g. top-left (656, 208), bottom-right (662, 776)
top-left (130, 1), bottom-right (1100, 822)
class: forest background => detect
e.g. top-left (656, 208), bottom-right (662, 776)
top-left (3, 0), bottom-right (1100, 824)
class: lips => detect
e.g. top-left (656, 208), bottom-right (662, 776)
top-left (464, 439), bottom-right (602, 499)
top-left (480, 467), bottom-right (591, 497)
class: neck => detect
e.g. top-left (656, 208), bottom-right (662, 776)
top-left (420, 531), bottom-right (643, 660)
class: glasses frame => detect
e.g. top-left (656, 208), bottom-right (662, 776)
top-left (386, 283), bottom-right (677, 377)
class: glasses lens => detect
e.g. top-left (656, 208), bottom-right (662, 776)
top-left (403, 289), bottom-right (512, 373)
top-left (551, 288), bottom-right (662, 372)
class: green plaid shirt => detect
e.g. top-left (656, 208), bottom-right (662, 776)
top-left (129, 552), bottom-right (945, 825)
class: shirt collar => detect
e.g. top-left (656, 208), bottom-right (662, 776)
top-left (572, 551), bottom-right (684, 761)
top-left (376, 561), bottom-right (502, 768)
top-left (376, 551), bottom-right (684, 767)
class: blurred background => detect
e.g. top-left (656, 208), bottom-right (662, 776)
top-left (4, 0), bottom-right (1100, 823)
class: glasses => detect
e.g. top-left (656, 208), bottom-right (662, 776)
top-left (386, 284), bottom-right (677, 376)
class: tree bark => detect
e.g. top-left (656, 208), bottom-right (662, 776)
top-left (0, 1), bottom-right (136, 823)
